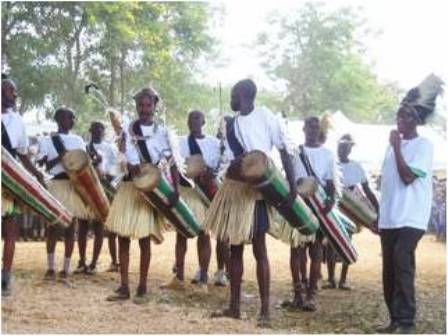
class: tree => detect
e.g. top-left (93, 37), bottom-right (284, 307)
top-left (256, 2), bottom-right (399, 122)
top-left (1, 1), bottom-right (217, 132)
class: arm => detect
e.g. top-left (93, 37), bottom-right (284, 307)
top-left (390, 130), bottom-right (418, 186)
top-left (168, 161), bottom-right (180, 207)
top-left (323, 180), bottom-right (336, 214)
top-left (279, 148), bottom-right (297, 206)
top-left (361, 181), bottom-right (379, 213)
top-left (18, 153), bottom-right (45, 186)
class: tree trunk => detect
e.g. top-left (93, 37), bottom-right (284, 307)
top-left (119, 47), bottom-right (126, 113)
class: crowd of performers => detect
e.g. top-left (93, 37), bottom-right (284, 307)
top-left (1, 75), bottom-right (443, 332)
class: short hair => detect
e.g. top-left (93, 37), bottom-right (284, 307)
top-left (304, 116), bottom-right (320, 126)
top-left (234, 79), bottom-right (257, 100)
top-left (2, 78), bottom-right (16, 89)
top-left (90, 121), bottom-right (105, 131)
top-left (54, 107), bottom-right (74, 121)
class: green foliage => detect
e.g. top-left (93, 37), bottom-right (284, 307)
top-left (2, 1), bottom-right (217, 133)
top-left (256, 2), bottom-right (400, 122)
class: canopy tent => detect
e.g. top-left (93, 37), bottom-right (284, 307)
top-left (283, 111), bottom-right (447, 173)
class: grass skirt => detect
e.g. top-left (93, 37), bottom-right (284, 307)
top-left (1, 192), bottom-right (19, 217)
top-left (268, 212), bottom-right (315, 248)
top-left (105, 182), bottom-right (164, 242)
top-left (48, 179), bottom-right (93, 222)
top-left (179, 185), bottom-right (207, 229)
top-left (203, 178), bottom-right (263, 245)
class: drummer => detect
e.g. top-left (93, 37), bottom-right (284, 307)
top-left (104, 87), bottom-right (179, 304)
top-left (37, 107), bottom-right (94, 282)
top-left (74, 121), bottom-right (119, 275)
top-left (163, 110), bottom-right (226, 291)
top-left (206, 79), bottom-right (297, 326)
top-left (2, 79), bottom-right (44, 296)
top-left (285, 116), bottom-right (336, 312)
top-left (323, 134), bottom-right (379, 290)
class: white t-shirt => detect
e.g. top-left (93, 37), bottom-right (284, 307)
top-left (38, 133), bottom-right (86, 176)
top-left (339, 161), bottom-right (367, 188)
top-left (2, 108), bottom-right (28, 155)
top-left (223, 106), bottom-right (288, 161)
top-left (125, 122), bottom-right (171, 165)
top-left (379, 136), bottom-right (433, 231)
top-left (90, 141), bottom-right (118, 176)
top-left (293, 146), bottom-right (335, 185)
top-left (179, 135), bottom-right (221, 170)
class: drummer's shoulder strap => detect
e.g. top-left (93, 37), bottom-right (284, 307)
top-left (187, 134), bottom-right (202, 156)
top-left (225, 117), bottom-right (245, 158)
top-left (299, 145), bottom-right (318, 179)
top-left (51, 133), bottom-right (67, 156)
top-left (2, 121), bottom-right (17, 157)
top-left (131, 120), bottom-right (153, 164)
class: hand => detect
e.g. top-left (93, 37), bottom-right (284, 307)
top-left (167, 192), bottom-right (179, 208)
top-left (35, 171), bottom-right (46, 187)
top-left (128, 164), bottom-right (141, 178)
top-left (226, 157), bottom-right (243, 181)
top-left (370, 219), bottom-right (379, 235)
top-left (389, 130), bottom-right (401, 149)
top-left (322, 198), bottom-right (335, 214)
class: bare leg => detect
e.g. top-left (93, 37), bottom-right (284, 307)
top-left (90, 221), bottom-right (104, 267)
top-left (197, 232), bottom-right (211, 282)
top-left (289, 247), bottom-right (303, 306)
top-left (2, 217), bottom-right (18, 273)
top-left (118, 236), bottom-right (130, 291)
top-left (77, 220), bottom-right (88, 266)
top-left (298, 246), bottom-right (308, 287)
top-left (175, 233), bottom-right (187, 281)
top-left (228, 244), bottom-right (244, 318)
top-left (252, 233), bottom-right (270, 320)
top-left (216, 239), bottom-right (230, 272)
top-left (138, 236), bottom-right (151, 294)
top-left (108, 232), bottom-right (118, 265)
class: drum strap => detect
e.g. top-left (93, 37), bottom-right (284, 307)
top-left (1, 121), bottom-right (17, 158)
top-left (225, 117), bottom-right (245, 158)
top-left (187, 134), bottom-right (202, 156)
top-left (51, 133), bottom-right (67, 156)
top-left (132, 120), bottom-right (153, 164)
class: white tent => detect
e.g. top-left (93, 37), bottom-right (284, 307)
top-left (284, 111), bottom-right (447, 173)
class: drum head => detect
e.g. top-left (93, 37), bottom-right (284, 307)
top-left (185, 154), bottom-right (206, 178)
top-left (240, 150), bottom-right (269, 180)
top-left (297, 177), bottom-right (318, 197)
top-left (62, 149), bottom-right (89, 172)
top-left (133, 163), bottom-right (161, 192)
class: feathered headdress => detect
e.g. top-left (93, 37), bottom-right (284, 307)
top-left (400, 74), bottom-right (444, 125)
top-left (319, 112), bottom-right (334, 144)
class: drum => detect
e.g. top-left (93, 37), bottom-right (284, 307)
top-left (133, 163), bottom-right (203, 238)
top-left (184, 154), bottom-right (219, 206)
top-left (62, 149), bottom-right (110, 221)
top-left (2, 147), bottom-right (73, 227)
top-left (238, 150), bottom-right (319, 235)
top-left (300, 180), bottom-right (358, 264)
top-left (339, 187), bottom-right (377, 230)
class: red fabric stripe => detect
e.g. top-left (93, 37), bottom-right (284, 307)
top-left (75, 170), bottom-right (109, 218)
top-left (3, 161), bottom-right (72, 223)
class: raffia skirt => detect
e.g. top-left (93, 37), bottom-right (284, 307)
top-left (203, 178), bottom-right (268, 245)
top-left (1, 192), bottom-right (19, 217)
top-left (179, 185), bottom-right (207, 230)
top-left (268, 211), bottom-right (316, 248)
top-left (105, 182), bottom-right (164, 243)
top-left (47, 179), bottom-right (93, 222)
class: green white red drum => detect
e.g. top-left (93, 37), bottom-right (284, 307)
top-left (2, 147), bottom-right (73, 227)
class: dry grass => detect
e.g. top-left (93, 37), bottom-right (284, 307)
top-left (2, 230), bottom-right (446, 334)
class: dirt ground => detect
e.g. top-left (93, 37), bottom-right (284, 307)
top-left (1, 230), bottom-right (446, 334)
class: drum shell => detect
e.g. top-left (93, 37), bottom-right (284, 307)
top-left (339, 188), bottom-right (377, 229)
top-left (62, 149), bottom-right (110, 221)
top-left (133, 164), bottom-right (203, 238)
top-left (2, 147), bottom-right (73, 226)
top-left (239, 150), bottom-right (320, 235)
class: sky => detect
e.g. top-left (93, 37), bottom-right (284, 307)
top-left (206, 0), bottom-right (448, 101)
